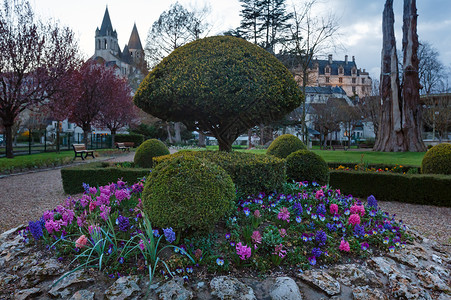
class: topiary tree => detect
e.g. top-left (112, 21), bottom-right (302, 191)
top-left (142, 156), bottom-right (235, 232)
top-left (267, 134), bottom-right (307, 158)
top-left (134, 36), bottom-right (303, 151)
top-left (421, 143), bottom-right (451, 175)
top-left (286, 150), bottom-right (329, 185)
top-left (134, 139), bottom-right (170, 168)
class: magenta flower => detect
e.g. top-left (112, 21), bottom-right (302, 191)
top-left (339, 239), bottom-right (350, 252)
top-left (75, 235), bottom-right (88, 248)
top-left (273, 244), bottom-right (287, 258)
top-left (330, 204), bottom-right (339, 214)
top-left (315, 190), bottom-right (324, 199)
top-left (88, 187), bottom-right (97, 195)
top-left (279, 228), bottom-right (287, 238)
top-left (236, 242), bottom-right (251, 260)
top-left (278, 207), bottom-right (290, 222)
top-left (115, 189), bottom-right (131, 203)
top-left (251, 231), bottom-right (262, 244)
top-left (350, 204), bottom-right (365, 216)
top-left (99, 205), bottom-right (111, 221)
top-left (348, 214), bottom-right (361, 226)
top-left (254, 210), bottom-right (261, 218)
top-left (45, 219), bottom-right (61, 234)
top-left (43, 210), bottom-right (54, 221)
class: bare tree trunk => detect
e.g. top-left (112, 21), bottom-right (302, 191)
top-left (166, 123), bottom-right (174, 144)
top-left (247, 129), bottom-right (252, 148)
top-left (374, 0), bottom-right (425, 152)
top-left (174, 122), bottom-right (182, 143)
top-left (5, 125), bottom-right (14, 158)
top-left (198, 132), bottom-right (206, 147)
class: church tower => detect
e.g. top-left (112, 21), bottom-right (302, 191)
top-left (95, 7), bottom-right (120, 57)
top-left (127, 23), bottom-right (144, 64)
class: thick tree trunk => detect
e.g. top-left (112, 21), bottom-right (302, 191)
top-left (247, 129), bottom-right (252, 148)
top-left (198, 132), bottom-right (206, 147)
top-left (174, 122), bottom-right (182, 143)
top-left (166, 123), bottom-right (173, 144)
top-left (5, 125), bottom-right (14, 158)
top-left (111, 130), bottom-right (116, 148)
top-left (374, 0), bottom-right (425, 152)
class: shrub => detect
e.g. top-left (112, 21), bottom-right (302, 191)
top-left (61, 162), bottom-right (149, 194)
top-left (142, 156), bottom-right (235, 232)
top-left (115, 134), bottom-right (145, 147)
top-left (286, 150), bottom-right (329, 185)
top-left (330, 170), bottom-right (451, 207)
top-left (134, 139), bottom-right (170, 168)
top-left (421, 143), bottom-right (451, 175)
top-left (267, 134), bottom-right (306, 159)
top-left (154, 151), bottom-right (286, 195)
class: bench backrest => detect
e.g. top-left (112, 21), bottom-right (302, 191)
top-left (73, 144), bottom-right (87, 151)
top-left (117, 142), bottom-right (125, 147)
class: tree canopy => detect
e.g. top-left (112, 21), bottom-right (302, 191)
top-left (134, 35), bottom-right (303, 151)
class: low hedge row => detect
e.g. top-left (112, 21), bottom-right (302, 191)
top-left (61, 162), bottom-right (150, 194)
top-left (115, 134), bottom-right (145, 147)
top-left (327, 162), bottom-right (418, 173)
top-left (154, 151), bottom-right (286, 196)
top-left (329, 170), bottom-right (451, 207)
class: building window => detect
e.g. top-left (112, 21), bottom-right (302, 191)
top-left (362, 86), bottom-right (366, 93)
top-left (352, 68), bottom-right (356, 75)
top-left (339, 77), bottom-right (343, 83)
top-left (352, 78), bottom-right (356, 84)
top-left (325, 67), bottom-right (330, 73)
top-left (104, 39), bottom-right (107, 49)
top-left (326, 77), bottom-right (330, 83)
top-left (338, 67), bottom-right (343, 74)
top-left (362, 78), bottom-right (366, 84)
top-left (352, 86), bottom-right (356, 94)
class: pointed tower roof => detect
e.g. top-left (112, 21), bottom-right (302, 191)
top-left (122, 45), bottom-right (132, 64)
top-left (127, 23), bottom-right (143, 50)
top-left (99, 6), bottom-right (114, 36)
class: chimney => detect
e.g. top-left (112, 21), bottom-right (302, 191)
top-left (345, 55), bottom-right (348, 64)
top-left (328, 54), bottom-right (333, 64)
top-left (352, 56), bottom-right (355, 62)
top-left (363, 69), bottom-right (366, 73)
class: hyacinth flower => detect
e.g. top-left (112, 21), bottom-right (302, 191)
top-left (251, 231), bottom-right (262, 244)
top-left (252, 210), bottom-right (262, 229)
top-left (330, 204), bottom-right (339, 214)
top-left (339, 239), bottom-right (350, 252)
top-left (348, 214), bottom-right (361, 226)
top-left (277, 207), bottom-right (290, 223)
top-left (236, 242), bottom-right (252, 260)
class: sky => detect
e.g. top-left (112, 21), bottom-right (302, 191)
top-left (30, 0), bottom-right (451, 81)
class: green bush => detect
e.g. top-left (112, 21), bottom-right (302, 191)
top-left (421, 143), bottom-right (451, 175)
top-left (267, 134), bottom-right (306, 159)
top-left (142, 156), bottom-right (235, 232)
top-left (61, 162), bottom-right (150, 194)
top-left (154, 151), bottom-right (286, 195)
top-left (330, 170), bottom-right (451, 207)
top-left (115, 134), bottom-right (145, 147)
top-left (286, 150), bottom-right (329, 185)
top-left (134, 139), bottom-right (170, 168)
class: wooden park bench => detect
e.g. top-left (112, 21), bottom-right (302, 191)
top-left (358, 143), bottom-right (373, 149)
top-left (332, 144), bottom-right (347, 151)
top-left (72, 144), bottom-right (95, 160)
top-left (116, 142), bottom-right (130, 152)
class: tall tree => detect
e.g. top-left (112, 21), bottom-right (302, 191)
top-left (418, 41), bottom-right (446, 95)
top-left (422, 94), bottom-right (450, 142)
top-left (259, 0), bottom-right (291, 53)
top-left (238, 0), bottom-right (263, 44)
top-left (0, 0), bottom-right (79, 158)
top-left (375, 0), bottom-right (426, 152)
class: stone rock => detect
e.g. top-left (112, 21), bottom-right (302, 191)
top-left (416, 270), bottom-right (450, 292)
top-left (298, 270), bottom-right (340, 296)
top-left (23, 258), bottom-right (63, 286)
top-left (387, 250), bottom-right (420, 268)
top-left (14, 287), bottom-right (41, 300)
top-left (389, 270), bottom-right (432, 300)
top-left (210, 276), bottom-right (256, 300)
top-left (105, 275), bottom-right (140, 300)
top-left (437, 293), bottom-right (451, 300)
top-left (426, 264), bottom-right (450, 278)
top-left (155, 277), bottom-right (193, 300)
top-left (70, 289), bottom-right (95, 300)
top-left (328, 264), bottom-right (382, 288)
top-left (0, 272), bottom-right (19, 287)
top-left (352, 285), bottom-right (387, 300)
top-left (404, 243), bottom-right (429, 261)
top-left (48, 270), bottom-right (94, 298)
top-left (431, 254), bottom-right (443, 264)
top-left (368, 257), bottom-right (397, 276)
top-left (269, 277), bottom-right (302, 300)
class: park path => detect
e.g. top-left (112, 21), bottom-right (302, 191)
top-left (0, 151), bottom-right (449, 250)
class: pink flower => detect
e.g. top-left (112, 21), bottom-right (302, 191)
top-left (99, 205), bottom-right (111, 221)
top-left (77, 215), bottom-right (86, 228)
top-left (348, 214), bottom-right (361, 226)
top-left (350, 204), bottom-right (365, 216)
top-left (251, 231), bottom-right (262, 244)
top-left (89, 201), bottom-right (97, 212)
top-left (330, 204), bottom-right (339, 214)
top-left (42, 210), bottom-right (54, 221)
top-left (339, 239), bottom-right (350, 252)
top-left (115, 189), bottom-right (130, 203)
top-left (45, 219), bottom-right (61, 234)
top-left (273, 244), bottom-right (287, 258)
top-left (253, 210), bottom-right (261, 218)
top-left (88, 187), bottom-right (97, 195)
top-left (336, 189), bottom-right (341, 195)
top-left (139, 239), bottom-right (145, 251)
top-left (236, 242), bottom-right (252, 260)
top-left (279, 228), bottom-right (287, 238)
top-left (75, 235), bottom-right (88, 248)
top-left (315, 190), bottom-right (324, 199)
top-left (278, 207), bottom-right (290, 222)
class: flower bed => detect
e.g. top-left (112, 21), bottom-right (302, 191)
top-left (21, 178), bottom-right (412, 285)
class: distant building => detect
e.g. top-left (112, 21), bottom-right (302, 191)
top-left (92, 7), bottom-right (146, 85)
top-left (306, 55), bottom-right (372, 99)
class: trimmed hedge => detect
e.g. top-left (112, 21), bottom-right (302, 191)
top-left (61, 162), bottom-right (150, 194)
top-left (134, 139), bottom-right (170, 168)
top-left (421, 143), bottom-right (451, 175)
top-left (286, 150), bottom-right (329, 185)
top-left (267, 134), bottom-right (307, 159)
top-left (327, 162), bottom-right (418, 173)
top-left (330, 170), bottom-right (451, 207)
top-left (154, 151), bottom-right (286, 195)
top-left (115, 134), bottom-right (145, 147)
top-left (142, 156), bottom-right (235, 232)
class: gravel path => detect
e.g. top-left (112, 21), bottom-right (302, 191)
top-left (0, 153), bottom-right (450, 250)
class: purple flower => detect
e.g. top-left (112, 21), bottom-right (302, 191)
top-left (354, 224), bottom-right (365, 237)
top-left (312, 247), bottom-right (322, 258)
top-left (315, 229), bottom-right (327, 246)
top-left (117, 215), bottom-right (130, 232)
top-left (367, 195), bottom-right (377, 208)
top-left (316, 204), bottom-right (326, 215)
top-left (153, 229), bottom-right (160, 237)
top-left (82, 182), bottom-right (90, 193)
top-left (28, 220), bottom-right (43, 241)
top-left (293, 203), bottom-right (303, 215)
top-left (164, 227), bottom-right (176, 243)
top-left (236, 242), bottom-right (252, 260)
top-left (225, 233), bottom-right (231, 239)
top-left (308, 256), bottom-right (316, 265)
top-left (216, 257), bottom-right (224, 266)
top-left (361, 242), bottom-right (369, 251)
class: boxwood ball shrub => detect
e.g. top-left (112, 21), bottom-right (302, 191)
top-left (153, 151), bottom-right (286, 195)
top-left (133, 36), bottom-right (303, 151)
top-left (286, 150), bottom-right (329, 185)
top-left (421, 143), bottom-right (451, 175)
top-left (267, 134), bottom-right (307, 158)
top-left (142, 156), bottom-right (235, 232)
top-left (134, 139), bottom-right (170, 168)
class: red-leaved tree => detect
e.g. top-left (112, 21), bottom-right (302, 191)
top-left (0, 0), bottom-right (80, 158)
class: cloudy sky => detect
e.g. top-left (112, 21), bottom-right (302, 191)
top-left (30, 0), bottom-right (451, 81)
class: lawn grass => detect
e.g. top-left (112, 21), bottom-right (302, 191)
top-left (205, 146), bottom-right (425, 166)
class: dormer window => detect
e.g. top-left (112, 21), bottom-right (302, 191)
top-left (325, 66), bottom-right (330, 73)
top-left (338, 66), bottom-right (344, 74)
top-left (352, 68), bottom-right (356, 75)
